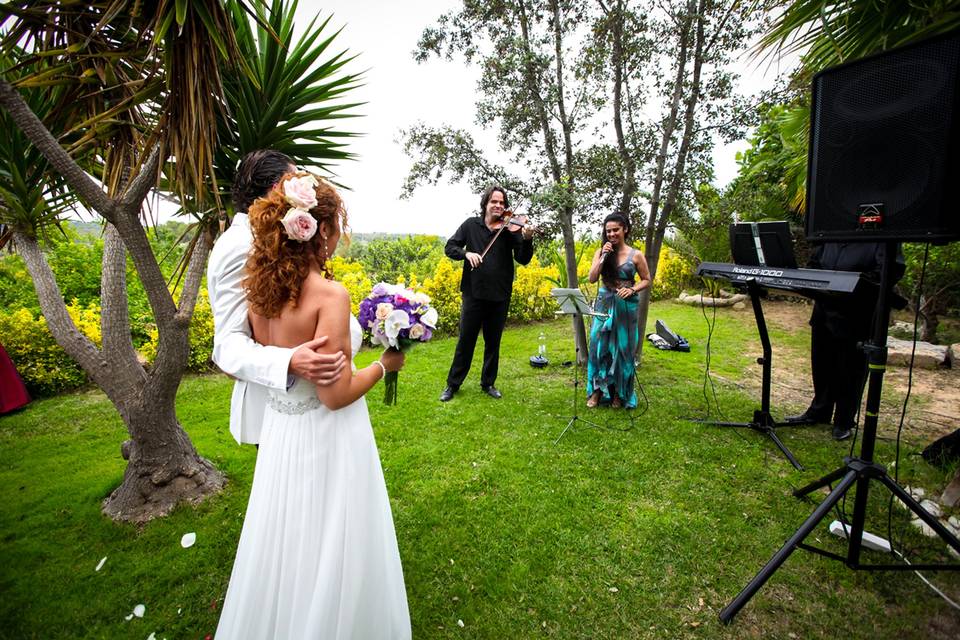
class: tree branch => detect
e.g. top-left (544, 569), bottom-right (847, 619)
top-left (14, 231), bottom-right (108, 384)
top-left (175, 230), bottom-right (212, 321)
top-left (0, 80), bottom-right (114, 221)
top-left (100, 223), bottom-right (140, 368)
top-left (120, 144), bottom-right (163, 212)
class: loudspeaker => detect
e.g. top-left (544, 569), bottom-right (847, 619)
top-left (806, 29), bottom-right (960, 243)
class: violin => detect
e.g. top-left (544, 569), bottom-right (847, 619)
top-left (475, 208), bottom-right (536, 266)
top-left (491, 209), bottom-right (528, 234)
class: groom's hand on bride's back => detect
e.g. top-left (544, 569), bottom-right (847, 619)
top-left (290, 336), bottom-right (346, 386)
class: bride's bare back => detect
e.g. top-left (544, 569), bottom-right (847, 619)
top-left (249, 270), bottom-right (334, 350)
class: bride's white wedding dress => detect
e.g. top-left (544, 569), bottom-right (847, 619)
top-left (216, 316), bottom-right (411, 639)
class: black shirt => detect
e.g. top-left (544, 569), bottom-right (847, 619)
top-left (445, 216), bottom-right (534, 301)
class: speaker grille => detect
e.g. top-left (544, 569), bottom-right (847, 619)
top-left (807, 30), bottom-right (960, 242)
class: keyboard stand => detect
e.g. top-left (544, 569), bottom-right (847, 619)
top-left (691, 280), bottom-right (804, 470)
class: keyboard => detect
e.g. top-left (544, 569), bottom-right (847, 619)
top-left (696, 262), bottom-right (864, 294)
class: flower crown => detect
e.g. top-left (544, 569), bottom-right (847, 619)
top-left (279, 174), bottom-right (319, 242)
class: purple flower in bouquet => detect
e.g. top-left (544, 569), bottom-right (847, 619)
top-left (358, 283), bottom-right (438, 404)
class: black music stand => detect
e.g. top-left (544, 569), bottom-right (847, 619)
top-left (691, 279), bottom-right (805, 470)
top-left (720, 241), bottom-right (960, 623)
top-left (550, 288), bottom-right (607, 444)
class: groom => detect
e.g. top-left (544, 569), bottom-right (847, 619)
top-left (207, 149), bottom-right (345, 444)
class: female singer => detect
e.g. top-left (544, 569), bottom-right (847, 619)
top-left (585, 213), bottom-right (651, 408)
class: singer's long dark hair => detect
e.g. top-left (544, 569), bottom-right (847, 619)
top-left (599, 213), bottom-right (631, 288)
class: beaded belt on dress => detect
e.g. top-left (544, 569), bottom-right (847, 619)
top-left (266, 394), bottom-right (323, 415)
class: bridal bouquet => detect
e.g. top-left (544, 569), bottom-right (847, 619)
top-left (357, 283), bottom-right (438, 405)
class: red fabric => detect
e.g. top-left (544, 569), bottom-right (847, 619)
top-left (0, 342), bottom-right (30, 414)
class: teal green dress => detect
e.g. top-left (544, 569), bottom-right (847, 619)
top-left (586, 249), bottom-right (639, 408)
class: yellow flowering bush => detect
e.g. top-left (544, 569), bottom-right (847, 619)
top-left (509, 257), bottom-right (560, 323)
top-left (650, 245), bottom-right (695, 301)
top-left (329, 256), bottom-right (373, 317)
top-left (0, 301), bottom-right (101, 396)
top-left (421, 258), bottom-right (463, 336)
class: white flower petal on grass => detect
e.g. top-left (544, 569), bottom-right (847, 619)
top-left (95, 556), bottom-right (107, 572)
top-left (177, 608), bottom-right (182, 615)
top-left (457, 619), bottom-right (465, 628)
top-left (147, 633), bottom-right (156, 640)
top-left (125, 614), bottom-right (133, 621)
top-left (133, 604), bottom-right (145, 618)
top-left (180, 532), bottom-right (196, 548)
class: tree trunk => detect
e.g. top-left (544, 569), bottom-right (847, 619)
top-left (14, 230), bottom-right (225, 523)
top-left (560, 207), bottom-right (588, 363)
top-left (103, 392), bottom-right (225, 523)
top-left (636, 0), bottom-right (696, 363)
top-left (919, 293), bottom-right (942, 343)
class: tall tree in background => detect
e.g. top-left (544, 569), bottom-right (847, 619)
top-left (404, 0), bottom-right (599, 360)
top-left (403, 0), bottom-right (754, 362)
top-left (0, 0), bottom-right (361, 522)
top-left (629, 0), bottom-right (754, 358)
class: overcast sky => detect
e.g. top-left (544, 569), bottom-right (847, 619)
top-left (123, 1), bottom-right (795, 236)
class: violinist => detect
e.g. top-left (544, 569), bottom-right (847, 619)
top-left (440, 185), bottom-right (535, 402)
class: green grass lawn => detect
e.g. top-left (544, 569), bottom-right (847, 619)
top-left (1, 301), bottom-right (958, 639)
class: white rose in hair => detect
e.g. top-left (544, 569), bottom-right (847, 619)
top-left (280, 209), bottom-right (318, 242)
top-left (283, 175), bottom-right (319, 210)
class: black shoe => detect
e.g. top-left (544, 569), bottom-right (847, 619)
top-left (832, 424), bottom-right (852, 441)
top-left (785, 411), bottom-right (829, 425)
top-left (439, 386), bottom-right (457, 402)
top-left (481, 385), bottom-right (502, 399)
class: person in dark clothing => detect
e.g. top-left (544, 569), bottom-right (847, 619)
top-left (440, 186), bottom-right (535, 401)
top-left (787, 242), bottom-right (904, 440)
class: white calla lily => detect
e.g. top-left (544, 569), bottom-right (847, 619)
top-left (420, 307), bottom-right (438, 329)
top-left (383, 310), bottom-right (411, 347)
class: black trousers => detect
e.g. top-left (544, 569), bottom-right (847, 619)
top-left (808, 316), bottom-right (869, 429)
top-left (446, 295), bottom-right (510, 389)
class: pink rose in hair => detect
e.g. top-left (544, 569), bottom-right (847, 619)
top-left (280, 209), bottom-right (318, 242)
top-left (283, 175), bottom-right (319, 210)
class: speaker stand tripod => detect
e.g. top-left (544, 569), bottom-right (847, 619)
top-left (692, 280), bottom-right (804, 470)
top-left (719, 241), bottom-right (960, 624)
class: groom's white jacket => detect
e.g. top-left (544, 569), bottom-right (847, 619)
top-left (207, 213), bottom-right (293, 444)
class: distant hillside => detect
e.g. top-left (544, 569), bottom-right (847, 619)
top-left (349, 232), bottom-right (441, 243)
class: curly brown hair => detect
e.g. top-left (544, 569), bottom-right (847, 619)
top-left (243, 172), bottom-right (349, 318)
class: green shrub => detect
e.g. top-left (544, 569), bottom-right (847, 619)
top-left (0, 301), bottom-right (101, 396)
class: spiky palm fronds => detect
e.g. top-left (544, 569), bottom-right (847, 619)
top-left (211, 0), bottom-right (364, 211)
top-left (0, 48), bottom-right (77, 245)
top-left (758, 0), bottom-right (960, 70)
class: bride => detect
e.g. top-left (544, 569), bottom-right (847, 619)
top-left (215, 173), bottom-right (411, 639)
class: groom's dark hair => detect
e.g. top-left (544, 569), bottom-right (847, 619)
top-left (232, 150), bottom-right (295, 213)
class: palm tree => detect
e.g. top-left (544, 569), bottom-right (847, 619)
top-left (0, 0), bottom-right (362, 522)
